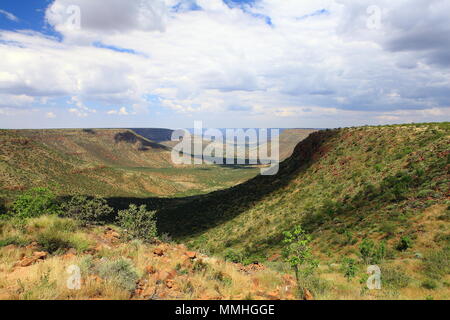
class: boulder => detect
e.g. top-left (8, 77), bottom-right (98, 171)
top-left (33, 251), bottom-right (48, 260)
top-left (18, 257), bottom-right (35, 267)
top-left (185, 251), bottom-right (197, 259)
top-left (144, 265), bottom-right (156, 274)
top-left (165, 279), bottom-right (174, 289)
top-left (303, 288), bottom-right (314, 300)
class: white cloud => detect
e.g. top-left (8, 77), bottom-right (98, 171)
top-left (67, 96), bottom-right (96, 117)
top-left (0, 0), bottom-right (449, 128)
top-left (107, 107), bottom-right (132, 116)
top-left (46, 112), bottom-right (56, 119)
top-left (0, 9), bottom-right (19, 22)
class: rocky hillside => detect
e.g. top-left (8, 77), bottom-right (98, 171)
top-left (0, 129), bottom-right (259, 200)
top-left (0, 215), bottom-right (295, 300)
top-left (156, 123), bottom-right (449, 299)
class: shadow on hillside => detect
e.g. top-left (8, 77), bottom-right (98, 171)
top-left (105, 129), bottom-right (338, 240)
top-left (114, 131), bottom-right (170, 151)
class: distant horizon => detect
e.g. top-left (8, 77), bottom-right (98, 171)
top-left (2, 121), bottom-right (449, 131)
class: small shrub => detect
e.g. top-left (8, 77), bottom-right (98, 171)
top-left (37, 231), bottom-right (72, 254)
top-left (359, 239), bottom-right (375, 263)
top-left (379, 222), bottom-right (397, 238)
top-left (224, 249), bottom-right (243, 263)
top-left (396, 236), bottom-right (413, 251)
top-left (421, 279), bottom-right (438, 290)
top-left (283, 225), bottom-right (318, 298)
top-left (117, 204), bottom-right (157, 242)
top-left (422, 247), bottom-right (450, 280)
top-left (192, 259), bottom-right (209, 273)
top-left (417, 189), bottom-right (436, 199)
top-left (61, 195), bottom-right (113, 225)
top-left (342, 258), bottom-right (357, 281)
top-left (97, 258), bottom-right (139, 292)
top-left (0, 198), bottom-right (6, 216)
top-left (359, 239), bottom-right (386, 264)
top-left (0, 236), bottom-right (29, 247)
top-left (242, 253), bottom-right (266, 266)
top-left (302, 276), bottom-right (330, 298)
top-left (382, 266), bottom-right (411, 289)
top-left (213, 271), bottom-right (232, 286)
top-left (160, 232), bottom-right (172, 243)
top-left (12, 188), bottom-right (59, 219)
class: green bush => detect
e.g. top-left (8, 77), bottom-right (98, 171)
top-left (379, 222), bottom-right (397, 238)
top-left (359, 239), bottom-right (386, 264)
top-left (396, 236), bottom-right (413, 251)
top-left (422, 247), bottom-right (450, 280)
top-left (224, 249), bottom-right (243, 263)
top-left (417, 189), bottom-right (436, 199)
top-left (61, 195), bottom-right (113, 225)
top-left (382, 266), bottom-right (411, 289)
top-left (117, 204), bottom-right (157, 241)
top-left (283, 225), bottom-right (319, 298)
top-left (97, 258), bottom-right (139, 292)
top-left (421, 279), bottom-right (438, 290)
top-left (0, 236), bottom-right (29, 248)
top-left (12, 188), bottom-right (59, 219)
top-left (37, 231), bottom-right (72, 254)
top-left (342, 258), bottom-right (357, 281)
top-left (0, 198), bottom-right (6, 217)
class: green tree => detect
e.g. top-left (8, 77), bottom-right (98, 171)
top-left (359, 239), bottom-right (387, 264)
top-left (117, 204), bottom-right (157, 242)
top-left (282, 225), bottom-right (318, 296)
top-left (61, 195), bottom-right (113, 225)
top-left (396, 236), bottom-right (413, 251)
top-left (12, 188), bottom-right (59, 219)
top-left (359, 239), bottom-right (375, 264)
top-left (343, 258), bottom-right (357, 281)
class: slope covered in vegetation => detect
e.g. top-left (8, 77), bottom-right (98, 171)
top-left (0, 215), bottom-right (294, 300)
top-left (0, 129), bottom-right (259, 201)
top-left (157, 123), bottom-right (449, 298)
top-left (0, 123), bottom-right (448, 300)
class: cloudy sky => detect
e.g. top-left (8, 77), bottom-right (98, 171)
top-left (0, 0), bottom-right (449, 129)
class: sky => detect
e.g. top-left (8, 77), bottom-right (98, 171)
top-left (0, 0), bottom-right (449, 129)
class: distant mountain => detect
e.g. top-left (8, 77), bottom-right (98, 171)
top-left (0, 129), bottom-right (259, 200)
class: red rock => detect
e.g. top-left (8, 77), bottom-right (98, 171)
top-left (110, 232), bottom-right (120, 238)
top-left (154, 271), bottom-right (169, 282)
top-left (167, 270), bottom-right (177, 280)
top-left (26, 242), bottom-right (38, 250)
top-left (144, 265), bottom-right (156, 274)
top-left (33, 251), bottom-right (48, 260)
top-left (165, 279), bottom-right (174, 289)
top-left (303, 288), bottom-right (314, 300)
top-left (266, 290), bottom-right (281, 300)
top-left (17, 257), bottom-right (36, 267)
top-left (185, 251), bottom-right (197, 259)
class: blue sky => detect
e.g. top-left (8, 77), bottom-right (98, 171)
top-left (0, 0), bottom-right (54, 34)
top-left (0, 0), bottom-right (449, 129)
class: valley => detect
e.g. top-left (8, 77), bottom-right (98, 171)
top-left (0, 123), bottom-right (448, 300)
